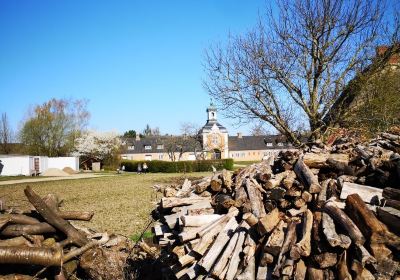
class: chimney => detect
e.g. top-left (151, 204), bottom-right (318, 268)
top-left (135, 134), bottom-right (140, 141)
top-left (237, 132), bottom-right (242, 139)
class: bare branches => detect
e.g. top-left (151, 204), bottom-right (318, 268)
top-left (204, 0), bottom-right (390, 143)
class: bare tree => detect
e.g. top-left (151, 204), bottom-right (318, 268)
top-left (204, 0), bottom-right (396, 145)
top-left (0, 113), bottom-right (13, 154)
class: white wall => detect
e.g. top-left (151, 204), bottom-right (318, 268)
top-left (0, 156), bottom-right (32, 176)
top-left (47, 157), bottom-right (79, 171)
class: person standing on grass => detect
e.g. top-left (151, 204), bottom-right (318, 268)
top-left (137, 163), bottom-right (142, 174)
top-left (143, 162), bottom-right (148, 173)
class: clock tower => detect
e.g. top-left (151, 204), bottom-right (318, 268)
top-left (200, 103), bottom-right (229, 159)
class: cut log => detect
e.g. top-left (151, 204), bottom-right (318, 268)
top-left (24, 186), bottom-right (88, 246)
top-left (1, 223), bottom-right (56, 236)
top-left (258, 208), bottom-right (280, 235)
top-left (236, 255), bottom-right (256, 280)
top-left (314, 252), bottom-right (337, 268)
top-left (273, 220), bottom-right (297, 277)
top-left (294, 158), bottom-right (322, 193)
top-left (210, 174), bottom-right (223, 192)
top-left (355, 244), bottom-right (376, 266)
top-left (0, 214), bottom-right (39, 225)
top-left (188, 208), bottom-right (215, 216)
top-left (161, 196), bottom-right (210, 209)
top-left (211, 231), bottom-right (239, 278)
top-left (301, 191), bottom-right (312, 203)
top-left (303, 153), bottom-right (349, 169)
top-left (0, 236), bottom-right (30, 247)
top-left (382, 187), bottom-right (400, 201)
top-left (265, 220), bottom-right (286, 256)
top-left (340, 182), bottom-right (383, 204)
top-left (321, 212), bottom-right (351, 249)
top-left (337, 251), bottom-right (352, 280)
top-left (290, 209), bottom-right (313, 259)
top-left (351, 259), bottom-right (375, 280)
top-left (377, 206), bottom-right (400, 235)
top-left (194, 177), bottom-right (211, 194)
top-left (225, 230), bottom-right (247, 280)
top-left (324, 200), bottom-right (365, 245)
top-left (384, 198), bottom-right (400, 210)
top-left (221, 169), bottom-right (232, 191)
top-left (246, 179), bottom-right (266, 218)
top-left (181, 214), bottom-right (221, 227)
top-left (164, 187), bottom-right (177, 197)
top-left (198, 216), bottom-right (239, 271)
top-left (293, 259), bottom-right (306, 280)
top-left (282, 171), bottom-right (296, 190)
top-left (57, 211), bottom-right (94, 221)
top-left (214, 194), bottom-right (235, 210)
top-left (282, 258), bottom-right (295, 278)
top-left (0, 246), bottom-right (62, 266)
top-left (265, 171), bottom-right (291, 189)
top-left (345, 193), bottom-right (400, 250)
top-left (256, 266), bottom-right (268, 280)
top-left (242, 212), bottom-right (259, 227)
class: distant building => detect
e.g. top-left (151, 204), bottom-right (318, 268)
top-left (121, 104), bottom-right (296, 161)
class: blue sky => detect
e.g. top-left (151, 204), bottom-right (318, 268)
top-left (0, 0), bottom-right (266, 136)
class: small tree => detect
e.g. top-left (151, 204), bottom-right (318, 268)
top-left (123, 130), bottom-right (137, 138)
top-left (0, 113), bottom-right (13, 154)
top-left (73, 130), bottom-right (121, 168)
top-left (19, 98), bottom-right (89, 156)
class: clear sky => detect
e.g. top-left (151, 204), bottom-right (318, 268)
top-left (0, 0), bottom-right (266, 136)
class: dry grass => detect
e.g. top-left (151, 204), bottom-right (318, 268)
top-left (0, 172), bottom-right (211, 237)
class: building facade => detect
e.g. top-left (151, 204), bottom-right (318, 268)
top-left (121, 104), bottom-right (296, 162)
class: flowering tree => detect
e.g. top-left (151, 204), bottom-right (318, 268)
top-left (73, 131), bottom-right (121, 167)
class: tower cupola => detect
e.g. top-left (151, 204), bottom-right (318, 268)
top-left (206, 102), bottom-right (217, 122)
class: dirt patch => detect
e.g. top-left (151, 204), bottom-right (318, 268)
top-left (41, 168), bottom-right (70, 177)
top-left (63, 166), bottom-right (78, 174)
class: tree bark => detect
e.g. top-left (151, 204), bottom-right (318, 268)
top-left (0, 246), bottom-right (62, 266)
top-left (294, 158), bottom-right (321, 193)
top-left (24, 186), bottom-right (89, 247)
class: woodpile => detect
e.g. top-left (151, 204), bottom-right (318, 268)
top-left (0, 186), bottom-right (139, 280)
top-left (152, 131), bottom-right (400, 280)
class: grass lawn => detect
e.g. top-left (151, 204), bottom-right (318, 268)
top-left (0, 172), bottom-right (211, 237)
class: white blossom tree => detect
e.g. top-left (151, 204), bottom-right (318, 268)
top-left (73, 131), bottom-right (121, 167)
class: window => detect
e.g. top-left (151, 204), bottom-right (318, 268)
top-left (157, 144), bottom-right (164, 150)
top-left (266, 143), bottom-right (273, 147)
top-left (145, 155), bottom-right (152, 161)
top-left (127, 145), bottom-right (135, 150)
top-left (158, 154), bottom-right (164, 160)
top-left (277, 143), bottom-right (284, 147)
top-left (241, 153), bottom-right (245, 158)
top-left (144, 145), bottom-right (152, 150)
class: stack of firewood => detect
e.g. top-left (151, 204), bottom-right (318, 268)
top-left (152, 131), bottom-right (400, 280)
top-left (0, 186), bottom-right (136, 280)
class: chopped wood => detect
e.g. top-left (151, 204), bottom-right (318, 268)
top-left (265, 170), bottom-right (291, 189)
top-left (324, 200), bottom-right (365, 245)
top-left (161, 196), bottom-right (211, 209)
top-left (293, 259), bottom-right (306, 280)
top-left (314, 252), bottom-right (337, 268)
top-left (0, 246), bottom-right (62, 266)
top-left (377, 206), bottom-right (400, 235)
top-left (321, 212), bottom-right (351, 249)
top-left (383, 187), bottom-right (400, 201)
top-left (225, 229), bottom-right (247, 280)
top-left (181, 214), bottom-right (222, 227)
top-left (294, 158), bottom-right (322, 193)
top-left (290, 209), bottom-right (313, 259)
top-left (265, 220), bottom-right (286, 256)
top-left (246, 179), bottom-right (266, 218)
top-left (258, 208), bottom-right (280, 235)
top-left (303, 152), bottom-right (349, 169)
top-left (210, 173), bottom-right (223, 192)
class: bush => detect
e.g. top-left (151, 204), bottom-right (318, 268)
top-left (120, 159), bottom-right (234, 173)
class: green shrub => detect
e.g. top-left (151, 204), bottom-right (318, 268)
top-left (120, 159), bottom-right (234, 173)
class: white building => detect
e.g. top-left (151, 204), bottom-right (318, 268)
top-left (0, 155), bottom-right (79, 176)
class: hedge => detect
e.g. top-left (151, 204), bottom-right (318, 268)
top-left (120, 159), bottom-right (234, 173)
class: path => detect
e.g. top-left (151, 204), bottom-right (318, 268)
top-left (0, 173), bottom-right (114, 186)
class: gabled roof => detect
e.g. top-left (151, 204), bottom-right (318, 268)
top-left (228, 135), bottom-right (293, 151)
top-left (121, 136), bottom-right (202, 154)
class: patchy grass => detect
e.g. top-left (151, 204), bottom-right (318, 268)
top-left (233, 160), bottom-right (260, 169)
top-left (0, 172), bottom-right (211, 236)
top-left (130, 230), bottom-right (154, 242)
